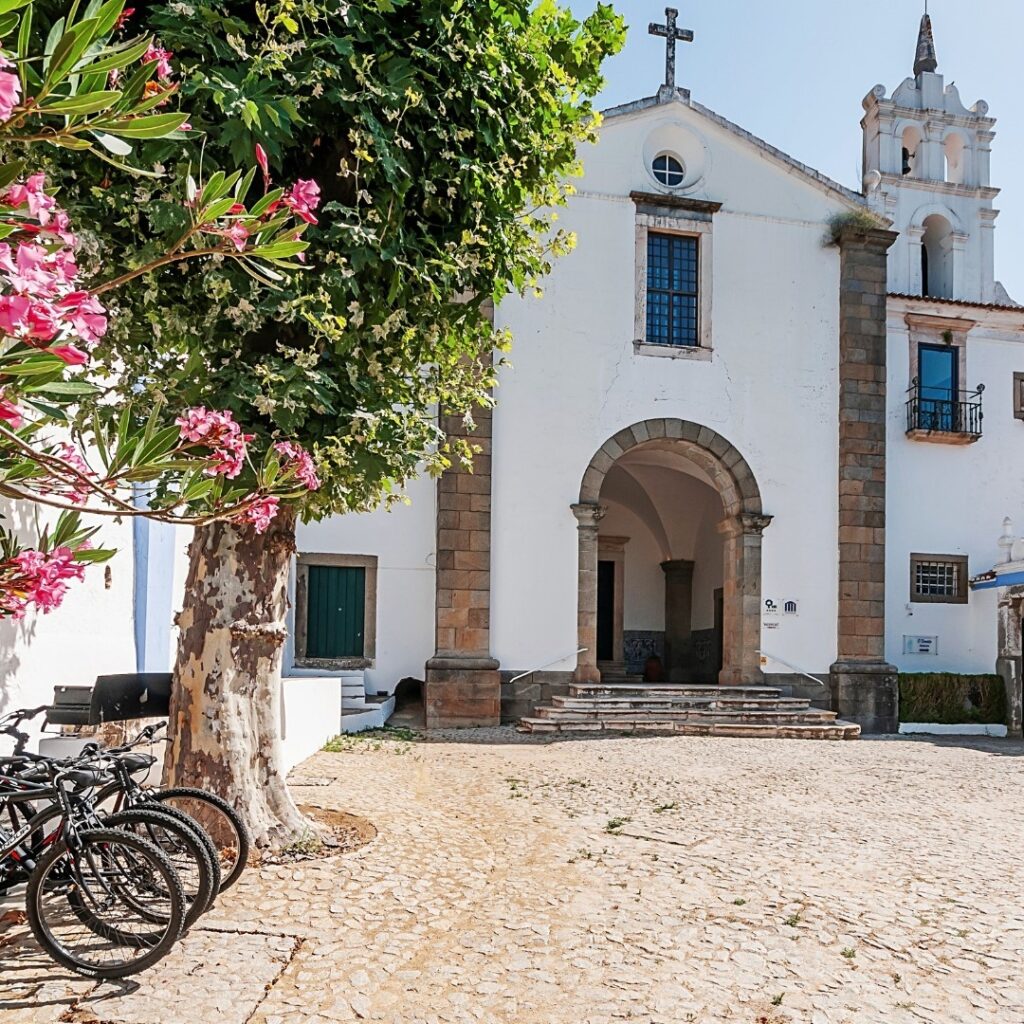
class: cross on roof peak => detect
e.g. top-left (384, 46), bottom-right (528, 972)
top-left (648, 7), bottom-right (694, 92)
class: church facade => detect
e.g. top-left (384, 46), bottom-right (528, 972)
top-left (4, 13), bottom-right (1023, 747)
top-left (294, 12), bottom-right (1024, 735)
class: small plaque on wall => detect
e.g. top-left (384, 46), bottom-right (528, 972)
top-left (903, 635), bottom-right (939, 655)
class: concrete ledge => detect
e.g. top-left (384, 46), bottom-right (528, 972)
top-left (899, 722), bottom-right (1008, 738)
top-left (281, 675), bottom-right (343, 772)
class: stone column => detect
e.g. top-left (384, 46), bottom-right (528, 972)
top-left (424, 401), bottom-right (500, 729)
top-left (572, 503), bottom-right (606, 685)
top-left (996, 590), bottom-right (1024, 738)
top-left (661, 559), bottom-right (695, 682)
top-left (830, 226), bottom-right (900, 734)
top-left (718, 513), bottom-right (772, 686)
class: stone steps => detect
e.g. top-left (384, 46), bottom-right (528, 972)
top-left (520, 681), bottom-right (860, 741)
top-left (534, 707), bottom-right (839, 725)
top-left (518, 717), bottom-right (860, 739)
top-left (551, 695), bottom-right (812, 712)
top-left (570, 683), bottom-right (783, 700)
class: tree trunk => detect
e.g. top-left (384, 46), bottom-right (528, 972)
top-left (164, 505), bottom-right (317, 851)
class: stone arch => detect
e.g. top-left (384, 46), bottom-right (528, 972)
top-left (572, 419), bottom-right (771, 688)
top-left (578, 419), bottom-right (763, 515)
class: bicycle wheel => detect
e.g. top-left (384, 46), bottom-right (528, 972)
top-left (26, 828), bottom-right (184, 979)
top-left (152, 788), bottom-right (251, 891)
top-left (102, 809), bottom-right (215, 931)
top-left (122, 801), bottom-right (221, 907)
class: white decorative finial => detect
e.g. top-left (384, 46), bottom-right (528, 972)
top-left (999, 516), bottom-right (1016, 563)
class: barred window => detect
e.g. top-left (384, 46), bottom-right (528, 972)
top-left (646, 232), bottom-right (698, 347)
top-left (910, 553), bottom-right (968, 604)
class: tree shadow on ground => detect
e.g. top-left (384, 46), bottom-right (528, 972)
top-left (858, 733), bottom-right (1024, 757)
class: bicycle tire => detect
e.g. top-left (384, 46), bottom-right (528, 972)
top-left (123, 801), bottom-right (221, 907)
top-left (26, 828), bottom-right (184, 979)
top-left (152, 787), bottom-right (251, 891)
top-left (102, 808), bottom-right (215, 931)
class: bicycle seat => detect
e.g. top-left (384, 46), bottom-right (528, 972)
top-left (63, 767), bottom-right (109, 790)
top-left (118, 752), bottom-right (156, 775)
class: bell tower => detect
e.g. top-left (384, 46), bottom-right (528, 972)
top-left (861, 13), bottom-right (1012, 305)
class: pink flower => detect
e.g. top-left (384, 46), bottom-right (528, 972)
top-left (283, 179), bottom-right (320, 225)
top-left (10, 545), bottom-right (87, 613)
top-left (52, 443), bottom-right (92, 504)
top-left (0, 293), bottom-right (29, 333)
top-left (0, 56), bottom-right (21, 122)
top-left (255, 144), bottom-right (271, 190)
top-left (49, 343), bottom-right (89, 366)
top-left (44, 209), bottom-right (77, 247)
top-left (4, 174), bottom-right (57, 225)
top-left (225, 221), bottom-right (249, 252)
top-left (0, 392), bottom-right (22, 429)
top-left (142, 42), bottom-right (174, 82)
top-left (24, 300), bottom-right (59, 341)
top-left (176, 406), bottom-right (238, 443)
top-left (234, 495), bottom-right (279, 534)
top-left (56, 290), bottom-right (107, 344)
top-left (273, 441), bottom-right (320, 490)
top-left (175, 406), bottom-right (253, 479)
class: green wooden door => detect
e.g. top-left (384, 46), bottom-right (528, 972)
top-left (306, 565), bottom-right (365, 659)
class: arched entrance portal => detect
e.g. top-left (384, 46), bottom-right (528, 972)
top-left (572, 420), bottom-right (771, 687)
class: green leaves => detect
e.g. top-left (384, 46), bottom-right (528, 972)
top-left (90, 112), bottom-right (189, 137)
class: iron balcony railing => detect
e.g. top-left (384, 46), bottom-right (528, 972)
top-left (906, 379), bottom-right (984, 437)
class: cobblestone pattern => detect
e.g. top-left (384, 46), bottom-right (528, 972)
top-left (3, 730), bottom-right (1024, 1023)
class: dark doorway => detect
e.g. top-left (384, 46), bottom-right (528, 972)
top-left (597, 560), bottom-right (615, 662)
top-left (713, 587), bottom-right (724, 680)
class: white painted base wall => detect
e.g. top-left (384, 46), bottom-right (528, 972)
top-left (899, 722), bottom-right (1008, 738)
top-left (281, 676), bottom-right (341, 772)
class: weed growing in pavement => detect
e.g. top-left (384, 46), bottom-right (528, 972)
top-left (604, 817), bottom-right (631, 833)
top-left (841, 947), bottom-right (856, 959)
top-left (733, 898), bottom-right (747, 906)
top-left (784, 913), bottom-right (802, 927)
top-left (323, 727), bottom-right (419, 754)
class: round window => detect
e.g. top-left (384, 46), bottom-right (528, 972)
top-left (652, 153), bottom-right (685, 187)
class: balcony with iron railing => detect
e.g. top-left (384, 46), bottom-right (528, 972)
top-left (905, 379), bottom-right (984, 444)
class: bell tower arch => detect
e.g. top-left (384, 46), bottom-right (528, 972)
top-left (860, 13), bottom-right (1011, 305)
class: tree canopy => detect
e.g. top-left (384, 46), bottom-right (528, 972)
top-left (58, 0), bottom-right (626, 517)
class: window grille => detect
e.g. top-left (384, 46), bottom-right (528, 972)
top-left (646, 232), bottom-right (698, 347)
top-left (910, 554), bottom-right (968, 604)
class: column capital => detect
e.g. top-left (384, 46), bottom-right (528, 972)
top-left (719, 512), bottom-right (774, 538)
top-left (571, 502), bottom-right (606, 530)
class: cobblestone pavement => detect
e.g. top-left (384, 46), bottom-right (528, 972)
top-left (3, 730), bottom-right (1024, 1023)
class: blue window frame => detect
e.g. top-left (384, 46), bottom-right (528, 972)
top-left (646, 232), bottom-right (699, 347)
top-left (918, 343), bottom-right (958, 432)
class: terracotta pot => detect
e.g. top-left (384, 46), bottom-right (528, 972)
top-left (643, 655), bottom-right (666, 683)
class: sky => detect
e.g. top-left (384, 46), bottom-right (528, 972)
top-left (567, 0), bottom-right (1024, 298)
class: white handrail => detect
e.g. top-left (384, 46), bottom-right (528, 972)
top-left (757, 649), bottom-right (825, 688)
top-left (508, 648), bottom-right (587, 686)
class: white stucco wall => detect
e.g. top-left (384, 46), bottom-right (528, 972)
top-left (490, 98), bottom-right (851, 677)
top-left (0, 504), bottom-right (137, 754)
top-left (291, 473), bottom-right (437, 694)
top-left (886, 304), bottom-right (1024, 673)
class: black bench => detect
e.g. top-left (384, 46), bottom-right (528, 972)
top-left (47, 674), bottom-right (172, 726)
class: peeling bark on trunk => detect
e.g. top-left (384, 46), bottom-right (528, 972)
top-left (164, 506), bottom-right (317, 851)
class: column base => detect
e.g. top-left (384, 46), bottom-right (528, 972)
top-left (424, 656), bottom-right (501, 729)
top-left (830, 660), bottom-right (899, 734)
top-left (996, 656), bottom-right (1023, 739)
